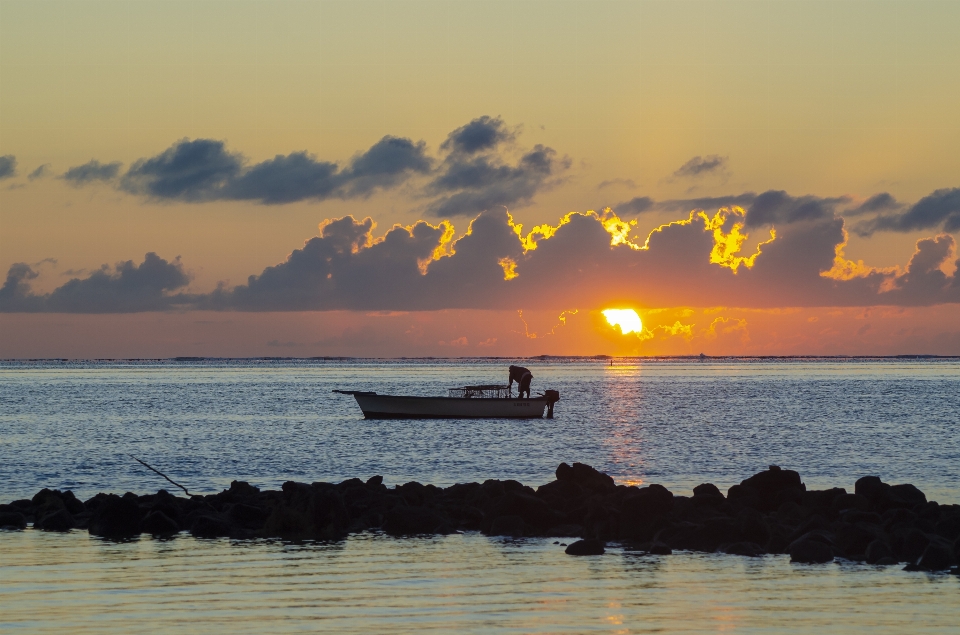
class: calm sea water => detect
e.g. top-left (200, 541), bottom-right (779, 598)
top-left (1, 358), bottom-right (959, 633)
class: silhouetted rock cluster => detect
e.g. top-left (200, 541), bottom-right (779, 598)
top-left (2, 463), bottom-right (958, 573)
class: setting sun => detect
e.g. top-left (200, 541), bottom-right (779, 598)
top-left (602, 309), bottom-right (643, 335)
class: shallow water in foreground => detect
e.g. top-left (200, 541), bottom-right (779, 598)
top-left (2, 530), bottom-right (958, 634)
top-left (1, 358), bottom-right (959, 632)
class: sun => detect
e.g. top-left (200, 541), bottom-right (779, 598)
top-left (602, 308), bottom-right (643, 335)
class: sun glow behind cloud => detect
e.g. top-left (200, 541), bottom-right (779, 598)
top-left (602, 308), bottom-right (643, 335)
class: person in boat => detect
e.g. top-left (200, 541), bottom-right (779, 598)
top-left (508, 365), bottom-right (533, 398)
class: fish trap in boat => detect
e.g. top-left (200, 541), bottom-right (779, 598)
top-left (448, 385), bottom-right (512, 399)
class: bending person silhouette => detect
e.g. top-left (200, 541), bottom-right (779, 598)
top-left (508, 365), bottom-right (534, 398)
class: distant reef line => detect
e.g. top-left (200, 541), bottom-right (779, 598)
top-left (3, 354), bottom-right (959, 362)
top-left (2, 463), bottom-right (958, 573)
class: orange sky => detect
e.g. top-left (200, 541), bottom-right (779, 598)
top-left (1, 1), bottom-right (959, 357)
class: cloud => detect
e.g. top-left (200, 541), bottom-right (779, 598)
top-left (28, 164), bottom-right (51, 180)
top-left (427, 143), bottom-right (569, 217)
top-left (9, 187), bottom-right (960, 314)
top-left (120, 139), bottom-right (242, 200)
top-left (119, 136), bottom-right (430, 203)
top-left (886, 235), bottom-right (959, 303)
top-left (62, 160), bottom-right (123, 184)
top-left (856, 187), bottom-right (960, 235)
top-left (44, 117), bottom-right (561, 214)
top-left (744, 190), bottom-right (850, 227)
top-left (598, 178), bottom-right (637, 190)
top-left (843, 192), bottom-right (902, 216)
top-left (421, 115), bottom-right (569, 217)
top-left (672, 155), bottom-right (727, 179)
top-left (0, 253), bottom-right (191, 313)
top-left (615, 196), bottom-right (655, 215)
top-left (0, 155), bottom-right (16, 179)
top-left (656, 193), bottom-right (759, 212)
top-left (440, 115), bottom-right (514, 155)
top-left (612, 191), bottom-right (845, 225)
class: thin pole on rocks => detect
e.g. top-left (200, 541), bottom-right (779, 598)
top-left (128, 454), bottom-right (192, 497)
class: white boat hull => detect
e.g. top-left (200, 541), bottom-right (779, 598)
top-left (350, 393), bottom-right (551, 419)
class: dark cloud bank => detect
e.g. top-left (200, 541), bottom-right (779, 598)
top-left (614, 187), bottom-right (960, 236)
top-left (0, 155), bottom-right (17, 179)
top-left (5, 117), bottom-right (958, 313)
top-left (57, 115), bottom-right (566, 215)
top-left (3, 189), bottom-right (958, 313)
top-left (672, 155), bottom-right (727, 179)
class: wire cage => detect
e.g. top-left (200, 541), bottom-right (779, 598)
top-left (448, 384), bottom-right (512, 399)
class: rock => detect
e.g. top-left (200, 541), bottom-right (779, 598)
top-left (396, 482), bottom-right (429, 506)
top-left (226, 481), bottom-right (260, 500)
top-left (832, 493), bottom-right (870, 514)
top-left (685, 518), bottom-right (741, 552)
top-left (918, 501), bottom-right (941, 522)
top-left (789, 538), bottom-right (834, 564)
top-left (865, 540), bottom-right (894, 564)
top-left (486, 491), bottom-right (557, 531)
top-left (555, 462), bottom-right (615, 491)
top-left (655, 521), bottom-right (699, 549)
top-left (723, 542), bottom-right (765, 557)
top-left (641, 540), bottom-right (672, 555)
top-left (141, 510), bottom-right (180, 535)
top-left (739, 466), bottom-right (805, 512)
top-left (776, 501), bottom-right (807, 526)
top-left (840, 510), bottom-right (882, 525)
top-left (802, 488), bottom-right (847, 513)
top-left (191, 515), bottom-right (232, 538)
top-left (622, 484), bottom-right (674, 518)
top-left (765, 523), bottom-right (794, 554)
top-left (774, 488), bottom-right (804, 509)
top-left (789, 515), bottom-right (832, 543)
top-left (855, 476), bottom-right (886, 502)
top-left (36, 509), bottom-right (75, 531)
top-left (693, 483), bottom-right (724, 499)
top-left (366, 475), bottom-right (384, 487)
top-left (727, 484), bottom-right (761, 510)
top-left (258, 481), bottom-right (349, 540)
top-left (888, 484), bottom-right (926, 508)
top-left (89, 494), bottom-right (142, 538)
top-left (882, 508), bottom-right (917, 530)
top-left (565, 538), bottom-right (605, 555)
top-left (736, 508), bottom-right (770, 546)
top-left (916, 543), bottom-right (953, 571)
top-left (898, 528), bottom-right (930, 563)
top-left (487, 515), bottom-right (525, 537)
top-left (383, 505), bottom-right (449, 535)
top-left (874, 556), bottom-right (899, 566)
top-left (546, 524), bottom-right (583, 537)
top-left (935, 516), bottom-right (960, 541)
top-left (834, 522), bottom-right (875, 558)
top-left (0, 511), bottom-right (27, 529)
top-left (228, 503), bottom-right (269, 527)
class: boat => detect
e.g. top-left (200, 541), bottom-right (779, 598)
top-left (334, 384), bottom-right (561, 419)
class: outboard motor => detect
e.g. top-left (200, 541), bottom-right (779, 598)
top-left (544, 390), bottom-right (560, 418)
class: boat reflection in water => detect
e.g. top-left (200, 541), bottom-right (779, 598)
top-left (334, 383), bottom-right (560, 419)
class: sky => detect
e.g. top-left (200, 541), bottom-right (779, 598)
top-left (1, 0), bottom-right (959, 357)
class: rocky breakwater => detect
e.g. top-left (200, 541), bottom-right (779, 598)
top-left (1, 463), bottom-right (958, 573)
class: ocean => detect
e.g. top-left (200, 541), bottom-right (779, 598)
top-left (1, 358), bottom-right (958, 632)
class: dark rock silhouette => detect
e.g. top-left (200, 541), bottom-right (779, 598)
top-left (88, 494), bottom-right (142, 538)
top-left (36, 508), bottom-right (75, 531)
top-left (565, 538), bottom-right (605, 555)
top-left (141, 510), bottom-right (180, 536)
top-left (0, 511), bottom-right (27, 529)
top-left (916, 543), bottom-right (953, 571)
top-left (5, 463), bottom-right (957, 574)
top-left (789, 538), bottom-right (834, 564)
